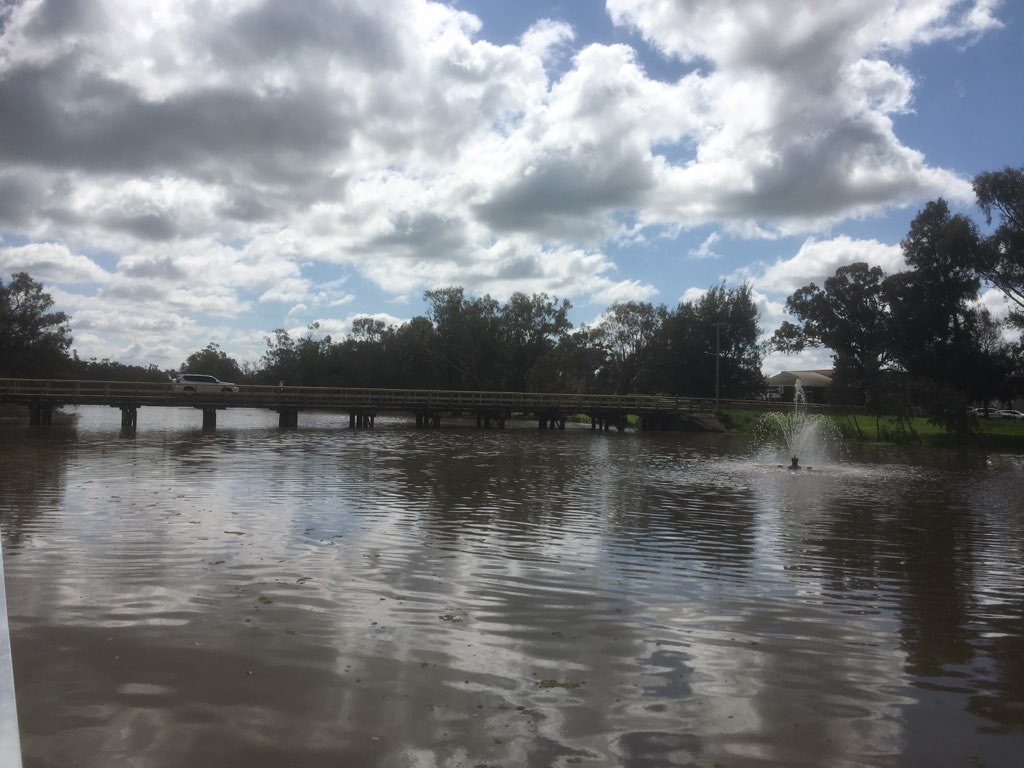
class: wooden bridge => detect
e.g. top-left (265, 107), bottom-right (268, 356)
top-left (0, 377), bottom-right (771, 434)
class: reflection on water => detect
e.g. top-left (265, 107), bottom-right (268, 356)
top-left (1, 406), bottom-right (1023, 767)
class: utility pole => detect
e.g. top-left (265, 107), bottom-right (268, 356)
top-left (714, 322), bottom-right (721, 411)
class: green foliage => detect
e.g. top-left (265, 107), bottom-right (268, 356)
top-left (425, 287), bottom-right (504, 390)
top-left (771, 190), bottom-right (1023, 432)
top-left (0, 272), bottom-right (73, 377)
top-left (973, 165), bottom-right (1024, 326)
top-left (771, 262), bottom-right (890, 409)
top-left (715, 409), bottom-right (764, 432)
top-left (72, 356), bottom-right (170, 382)
top-left (529, 325), bottom-right (604, 393)
top-left (387, 316), bottom-right (439, 388)
top-left (888, 199), bottom-right (982, 376)
top-left (500, 292), bottom-right (572, 391)
top-left (655, 282), bottom-right (765, 399)
top-left (886, 201), bottom-right (1015, 427)
top-left (594, 301), bottom-right (667, 394)
top-left (229, 284), bottom-right (764, 398)
top-left (257, 325), bottom-right (333, 386)
top-left (179, 342), bottom-right (244, 382)
top-left (422, 288), bottom-right (577, 392)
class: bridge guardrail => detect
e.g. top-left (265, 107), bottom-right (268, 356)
top-left (0, 378), bottom-right (848, 416)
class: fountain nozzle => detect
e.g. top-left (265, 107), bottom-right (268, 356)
top-left (790, 456), bottom-right (800, 470)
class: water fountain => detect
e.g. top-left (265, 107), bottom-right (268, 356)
top-left (754, 379), bottom-right (845, 470)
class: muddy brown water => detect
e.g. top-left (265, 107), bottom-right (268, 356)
top-left (1, 406), bottom-right (1023, 767)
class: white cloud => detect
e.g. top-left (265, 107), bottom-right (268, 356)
top-left (520, 19), bottom-right (574, 62)
top-left (679, 286), bottom-right (708, 305)
top-left (0, 242), bottom-right (111, 284)
top-left (735, 237), bottom-right (905, 375)
top-left (605, 0), bottom-right (1001, 63)
top-left (688, 232), bottom-right (722, 260)
top-left (260, 277), bottom-right (311, 304)
top-left (0, 0), bottom-right (1007, 367)
top-left (763, 346), bottom-right (837, 376)
top-left (336, 311), bottom-right (408, 336)
top-left (734, 235), bottom-right (905, 295)
top-left (590, 279), bottom-right (660, 305)
top-left (975, 287), bottom-right (1021, 344)
top-left (607, 0), bottom-right (980, 233)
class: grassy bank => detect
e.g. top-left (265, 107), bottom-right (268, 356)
top-left (719, 408), bottom-right (1024, 450)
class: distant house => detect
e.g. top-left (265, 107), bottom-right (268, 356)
top-left (767, 369), bottom-right (833, 403)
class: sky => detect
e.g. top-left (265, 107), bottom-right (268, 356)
top-left (1, 0), bottom-right (1022, 378)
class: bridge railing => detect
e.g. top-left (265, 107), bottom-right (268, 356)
top-left (0, 378), bottom-right (695, 413)
top-left (0, 378), bottom-right (174, 404)
top-left (235, 385), bottom-right (688, 413)
top-left (1, 378), bottom-right (830, 416)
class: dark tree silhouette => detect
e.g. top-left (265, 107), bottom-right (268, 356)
top-left (973, 165), bottom-right (1024, 325)
top-left (0, 272), bottom-right (72, 377)
top-left (180, 342), bottom-right (244, 382)
top-left (772, 263), bottom-right (891, 408)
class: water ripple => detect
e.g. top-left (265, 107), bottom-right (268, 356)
top-left (2, 412), bottom-right (1023, 766)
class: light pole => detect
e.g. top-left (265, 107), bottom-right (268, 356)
top-left (704, 322), bottom-right (726, 411)
top-left (714, 322), bottom-right (721, 411)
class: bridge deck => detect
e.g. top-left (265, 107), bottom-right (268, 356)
top-left (1, 378), bottom-right (704, 414)
top-left (0, 378), bottom-right (821, 433)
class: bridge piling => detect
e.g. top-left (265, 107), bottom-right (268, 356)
top-left (476, 411), bottom-right (508, 429)
top-left (28, 404), bottom-right (52, 426)
top-left (2, 378), bottom-right (762, 435)
top-left (348, 410), bottom-right (376, 429)
top-left (414, 411), bottom-right (442, 428)
top-left (415, 412), bottom-right (426, 428)
top-left (201, 407), bottom-right (217, 431)
top-left (118, 406), bottom-right (137, 436)
top-left (538, 413), bottom-right (565, 430)
top-left (277, 408), bottom-right (299, 429)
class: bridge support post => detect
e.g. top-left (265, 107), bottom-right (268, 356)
top-left (590, 413), bottom-right (617, 431)
top-left (638, 413), bottom-right (674, 431)
top-left (201, 407), bottom-right (217, 431)
top-left (476, 411), bottom-right (508, 429)
top-left (119, 406), bottom-right (138, 436)
top-left (277, 408), bottom-right (299, 429)
top-left (348, 410), bottom-right (376, 429)
top-left (28, 404), bottom-right (53, 426)
top-left (538, 413), bottom-right (565, 430)
top-left (415, 411), bottom-right (441, 428)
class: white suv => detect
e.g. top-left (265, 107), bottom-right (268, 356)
top-left (172, 373), bottom-right (239, 393)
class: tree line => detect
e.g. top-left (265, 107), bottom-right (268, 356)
top-left (772, 166), bottom-right (1024, 425)
top-left (2, 164), bottom-right (1022, 421)
top-left (191, 283), bottom-right (765, 398)
top-left (0, 272), bottom-right (765, 399)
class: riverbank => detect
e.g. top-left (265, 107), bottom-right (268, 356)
top-left (720, 408), bottom-right (1024, 450)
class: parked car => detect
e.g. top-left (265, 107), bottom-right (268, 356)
top-left (171, 373), bottom-right (239, 393)
top-left (994, 409), bottom-right (1024, 420)
top-left (969, 407), bottom-right (999, 417)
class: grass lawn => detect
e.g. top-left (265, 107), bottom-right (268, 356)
top-left (720, 408), bottom-right (1024, 450)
